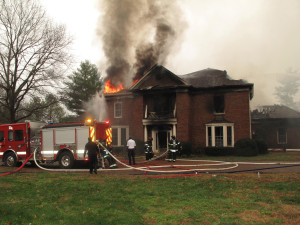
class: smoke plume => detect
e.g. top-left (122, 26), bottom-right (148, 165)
top-left (97, 0), bottom-right (186, 87)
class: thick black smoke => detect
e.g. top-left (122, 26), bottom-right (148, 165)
top-left (98, 0), bottom-right (186, 88)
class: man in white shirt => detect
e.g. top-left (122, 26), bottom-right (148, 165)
top-left (127, 137), bottom-right (136, 165)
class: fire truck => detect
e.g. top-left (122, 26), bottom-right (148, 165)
top-left (0, 120), bottom-right (112, 169)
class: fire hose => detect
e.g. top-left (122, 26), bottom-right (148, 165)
top-left (0, 154), bottom-right (33, 177)
top-left (32, 145), bottom-right (239, 174)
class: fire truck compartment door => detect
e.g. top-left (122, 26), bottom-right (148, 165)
top-left (42, 129), bottom-right (53, 151)
top-left (76, 127), bottom-right (89, 158)
top-left (55, 128), bottom-right (75, 144)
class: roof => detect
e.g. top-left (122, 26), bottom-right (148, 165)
top-left (130, 65), bottom-right (189, 90)
top-left (178, 68), bottom-right (253, 89)
top-left (252, 105), bottom-right (300, 119)
top-left (107, 65), bottom-right (253, 96)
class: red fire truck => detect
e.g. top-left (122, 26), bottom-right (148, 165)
top-left (0, 120), bottom-right (112, 169)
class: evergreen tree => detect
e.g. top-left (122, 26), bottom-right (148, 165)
top-left (62, 61), bottom-right (103, 116)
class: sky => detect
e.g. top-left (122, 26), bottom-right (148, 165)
top-left (40, 0), bottom-right (300, 108)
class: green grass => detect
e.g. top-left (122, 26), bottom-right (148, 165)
top-left (0, 173), bottom-right (300, 225)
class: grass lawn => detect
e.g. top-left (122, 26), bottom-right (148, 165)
top-left (0, 172), bottom-right (299, 225)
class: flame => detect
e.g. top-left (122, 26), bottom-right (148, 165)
top-left (104, 80), bottom-right (124, 93)
top-left (103, 79), bottom-right (140, 93)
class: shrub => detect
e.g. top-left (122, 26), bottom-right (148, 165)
top-left (180, 141), bottom-right (192, 156)
top-left (235, 138), bottom-right (258, 156)
top-left (254, 139), bottom-right (269, 154)
top-left (135, 139), bottom-right (145, 155)
top-left (204, 147), bottom-right (235, 156)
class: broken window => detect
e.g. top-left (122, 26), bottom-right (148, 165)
top-left (214, 95), bottom-right (225, 113)
top-left (144, 93), bottom-right (175, 118)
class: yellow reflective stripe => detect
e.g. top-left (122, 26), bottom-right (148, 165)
top-left (90, 127), bottom-right (95, 142)
top-left (106, 128), bottom-right (112, 144)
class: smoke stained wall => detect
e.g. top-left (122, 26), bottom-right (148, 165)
top-left (97, 0), bottom-right (187, 88)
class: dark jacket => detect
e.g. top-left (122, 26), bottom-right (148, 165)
top-left (84, 142), bottom-right (100, 157)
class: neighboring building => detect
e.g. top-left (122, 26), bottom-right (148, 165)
top-left (252, 105), bottom-right (300, 150)
top-left (104, 65), bottom-right (253, 153)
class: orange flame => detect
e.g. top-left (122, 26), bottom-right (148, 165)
top-left (104, 80), bottom-right (124, 93)
top-left (104, 79), bottom-right (140, 93)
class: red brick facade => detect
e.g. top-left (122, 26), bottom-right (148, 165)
top-left (104, 66), bottom-right (253, 153)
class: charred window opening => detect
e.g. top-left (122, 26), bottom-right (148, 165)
top-left (278, 127), bottom-right (287, 144)
top-left (145, 93), bottom-right (175, 118)
top-left (114, 102), bottom-right (122, 118)
top-left (214, 95), bottom-right (225, 114)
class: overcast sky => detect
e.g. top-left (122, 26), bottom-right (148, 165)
top-left (40, 0), bottom-right (300, 108)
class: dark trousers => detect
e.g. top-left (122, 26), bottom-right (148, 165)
top-left (89, 155), bottom-right (98, 173)
top-left (128, 149), bottom-right (135, 165)
top-left (168, 151), bottom-right (177, 161)
top-left (145, 152), bottom-right (153, 160)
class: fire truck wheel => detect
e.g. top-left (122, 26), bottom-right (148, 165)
top-left (58, 151), bottom-right (74, 169)
top-left (4, 152), bottom-right (17, 167)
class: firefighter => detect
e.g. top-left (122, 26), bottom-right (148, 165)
top-left (168, 135), bottom-right (181, 162)
top-left (145, 137), bottom-right (154, 161)
top-left (84, 137), bottom-right (100, 174)
top-left (105, 143), bottom-right (117, 168)
top-left (97, 141), bottom-right (117, 169)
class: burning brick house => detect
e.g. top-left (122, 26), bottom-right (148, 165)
top-left (104, 65), bottom-right (253, 153)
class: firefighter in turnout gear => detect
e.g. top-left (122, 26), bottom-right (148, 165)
top-left (97, 141), bottom-right (117, 169)
top-left (145, 137), bottom-right (154, 161)
top-left (168, 135), bottom-right (181, 162)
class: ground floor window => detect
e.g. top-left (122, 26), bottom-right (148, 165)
top-left (112, 126), bottom-right (129, 147)
top-left (277, 127), bottom-right (287, 144)
top-left (206, 123), bottom-right (234, 147)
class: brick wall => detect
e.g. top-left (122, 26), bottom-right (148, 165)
top-left (176, 91), bottom-right (191, 142)
top-left (105, 94), bottom-right (144, 142)
top-left (225, 91), bottom-right (251, 142)
top-left (189, 90), bottom-right (251, 148)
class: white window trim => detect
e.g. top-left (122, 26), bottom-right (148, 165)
top-left (206, 123), bottom-right (234, 147)
top-left (112, 125), bottom-right (129, 146)
top-left (114, 102), bottom-right (122, 118)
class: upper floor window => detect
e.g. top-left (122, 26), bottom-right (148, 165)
top-left (277, 128), bottom-right (287, 144)
top-left (214, 95), bottom-right (225, 114)
top-left (114, 102), bottom-right (122, 118)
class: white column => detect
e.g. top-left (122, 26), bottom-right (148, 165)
top-left (212, 126), bottom-right (215, 147)
top-left (223, 126), bottom-right (227, 147)
top-left (172, 124), bottom-right (176, 137)
top-left (144, 125), bottom-right (147, 142)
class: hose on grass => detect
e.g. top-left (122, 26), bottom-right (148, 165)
top-left (0, 154), bottom-right (33, 177)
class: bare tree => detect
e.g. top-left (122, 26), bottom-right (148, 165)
top-left (0, 0), bottom-right (72, 123)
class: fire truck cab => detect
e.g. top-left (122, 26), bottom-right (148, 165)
top-left (0, 121), bottom-right (44, 167)
top-left (40, 120), bottom-right (111, 169)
